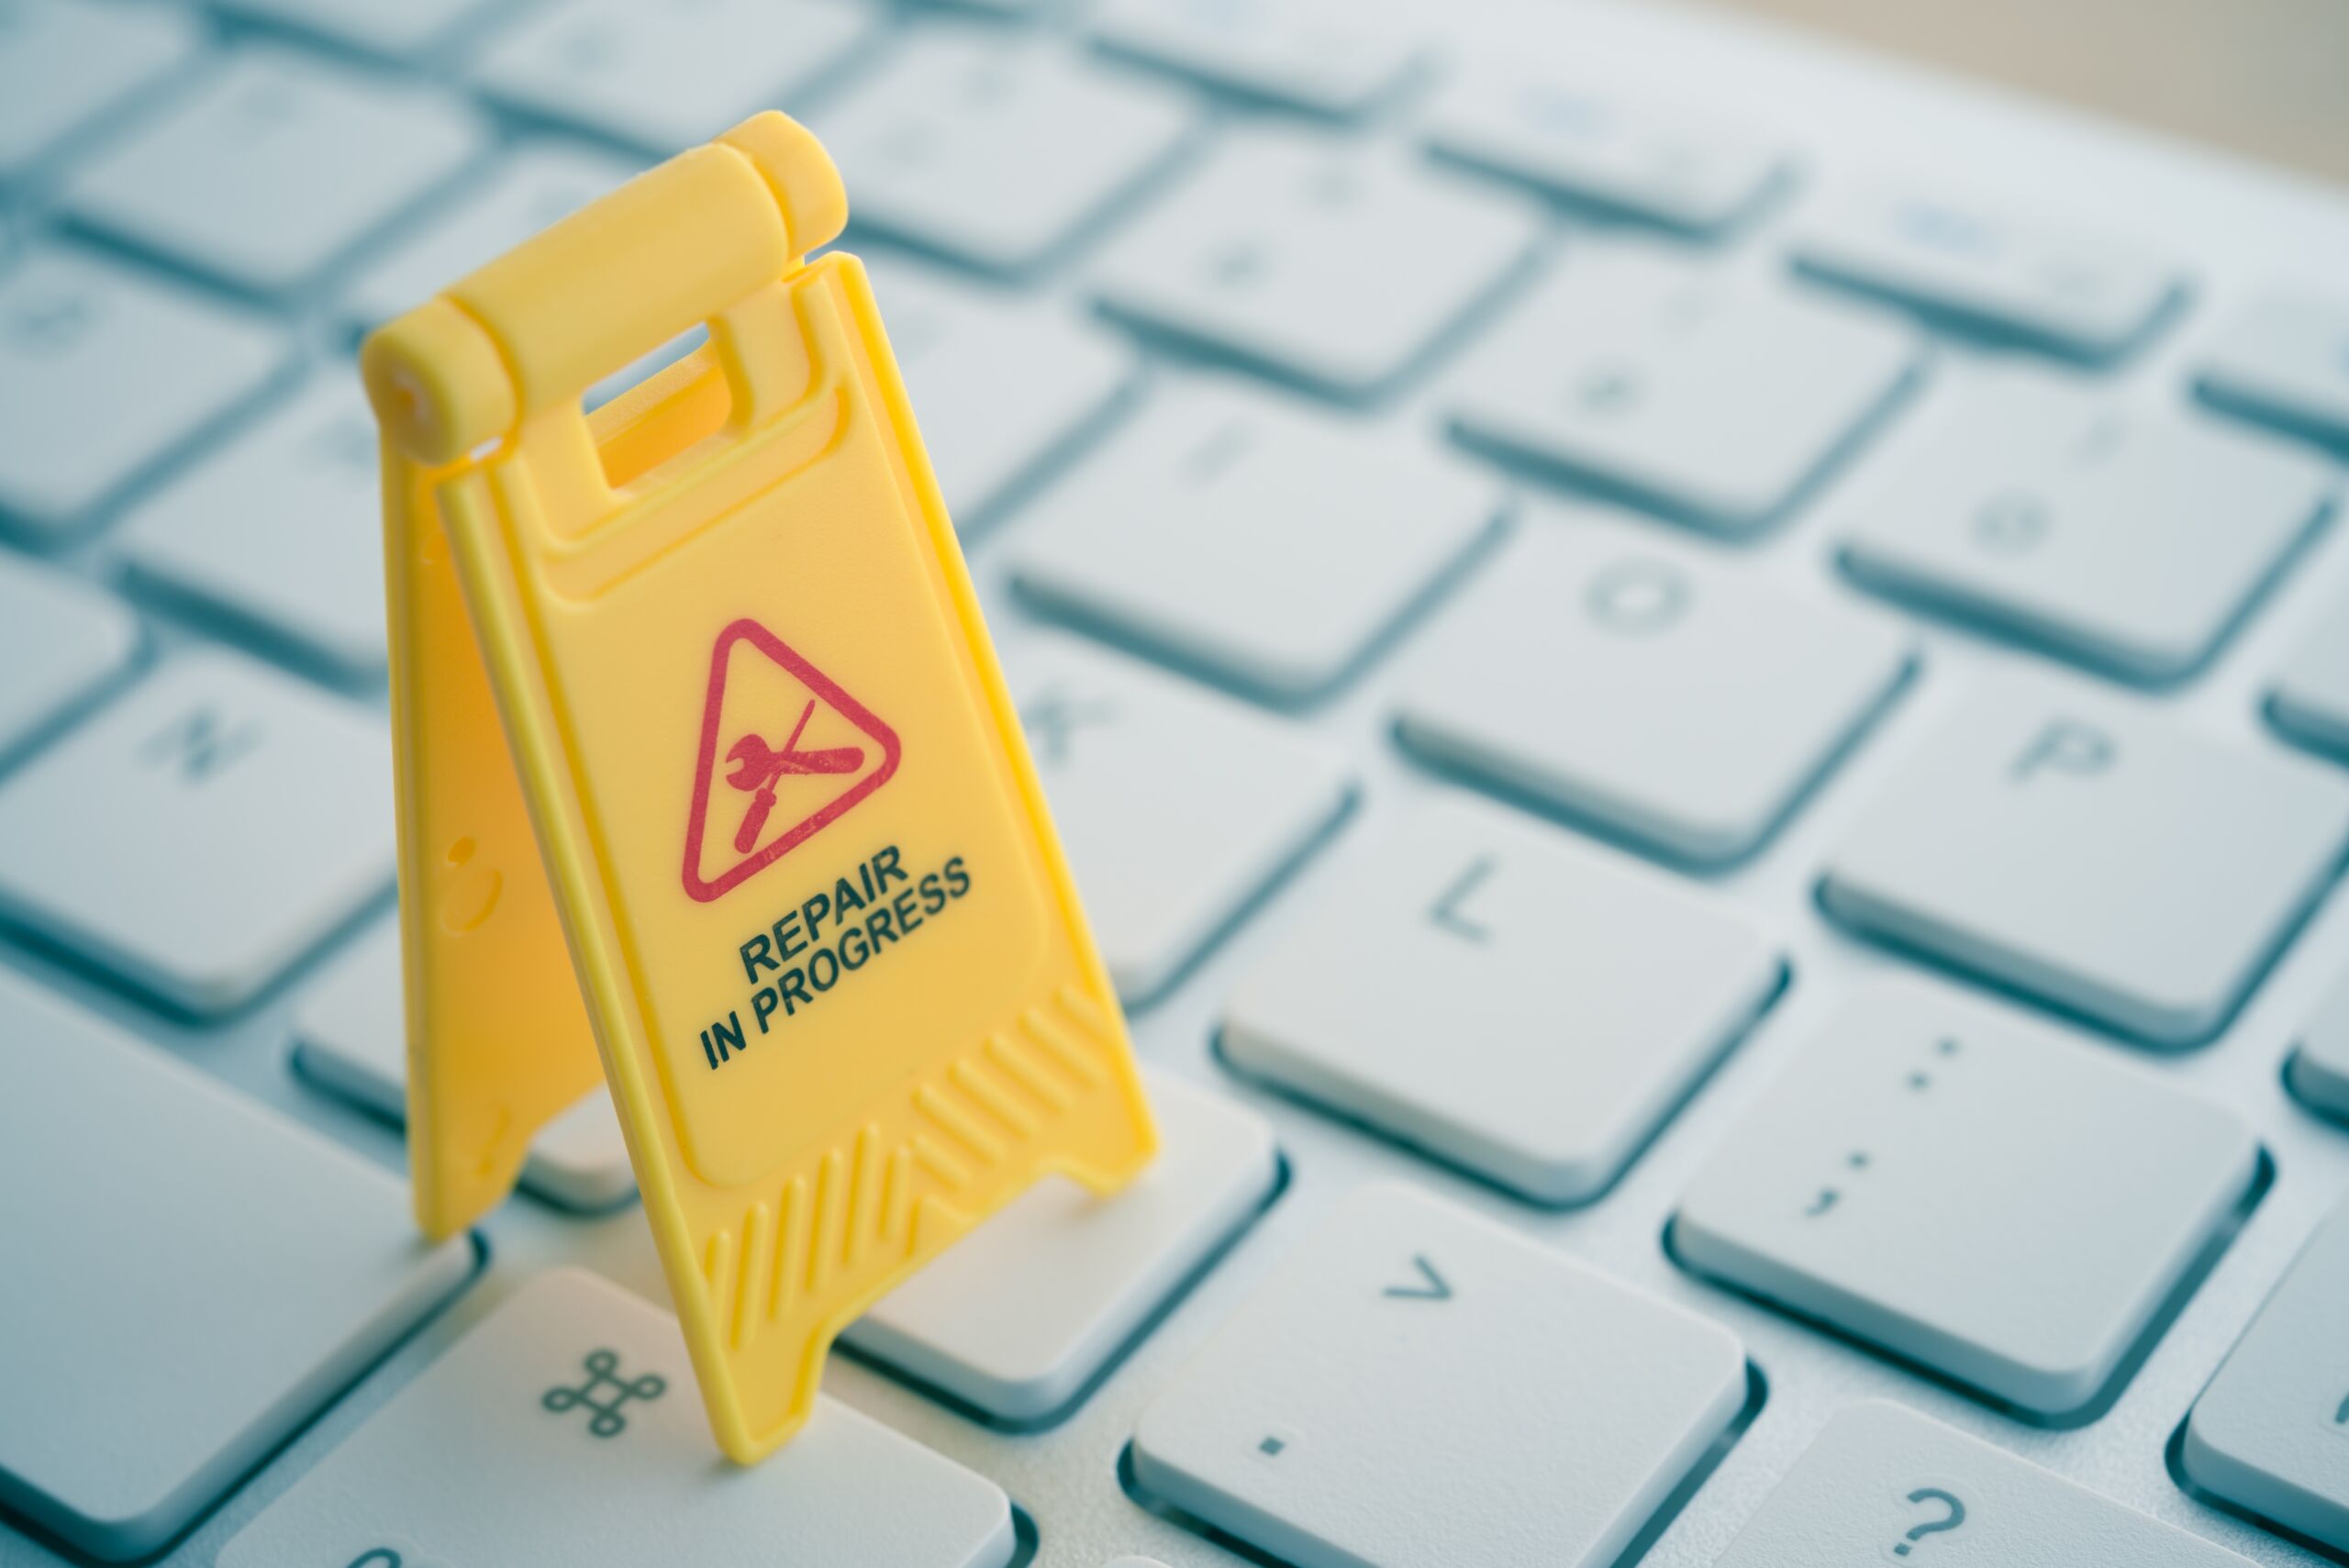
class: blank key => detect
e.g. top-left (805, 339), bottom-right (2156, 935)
top-left (0, 0), bottom-right (198, 177)
top-left (1085, 0), bottom-right (1431, 119)
top-left (2288, 962), bottom-right (2349, 1124)
top-left (217, 1269), bottom-right (1017, 1568)
top-left (472, 0), bottom-right (873, 151)
top-left (1425, 72), bottom-right (1792, 235)
top-left (1793, 188), bottom-right (2185, 362)
top-left (1132, 1180), bottom-right (1748, 1568)
top-left (1093, 128), bottom-right (1542, 401)
top-left (1010, 635), bottom-right (1352, 1004)
top-left (2184, 1193), bottom-right (2349, 1551)
top-left (866, 256), bottom-right (1138, 528)
top-left (1821, 673), bottom-right (2349, 1047)
top-left (0, 651), bottom-right (394, 1014)
top-left (2270, 578), bottom-right (2349, 761)
top-left (847, 1070), bottom-right (1277, 1422)
top-left (0, 554), bottom-right (137, 759)
top-left (0, 972), bottom-right (473, 1562)
top-left (343, 142), bottom-right (643, 328)
top-left (1224, 794), bottom-right (1781, 1203)
top-left (217, 0), bottom-right (502, 60)
top-left (1397, 514), bottom-right (1912, 862)
top-left (818, 31), bottom-right (1197, 277)
top-left (117, 375), bottom-right (387, 673)
top-left (1675, 980), bottom-right (2259, 1418)
top-left (2194, 288), bottom-right (2349, 450)
top-left (1009, 377), bottom-right (1499, 701)
top-left (1718, 1401), bottom-right (2256, 1567)
top-left (0, 247), bottom-right (285, 535)
top-left (1445, 244), bottom-right (1920, 533)
top-left (294, 921), bottom-right (637, 1213)
top-left (1840, 365), bottom-right (2332, 683)
top-left (61, 49), bottom-right (488, 294)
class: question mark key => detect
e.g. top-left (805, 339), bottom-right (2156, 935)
top-left (1711, 1401), bottom-right (2259, 1568)
top-left (1881, 1480), bottom-right (1967, 1563)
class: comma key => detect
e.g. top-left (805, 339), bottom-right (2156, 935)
top-left (1820, 671), bottom-right (2349, 1047)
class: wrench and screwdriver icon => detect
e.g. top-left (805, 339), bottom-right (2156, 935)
top-left (725, 699), bottom-right (863, 853)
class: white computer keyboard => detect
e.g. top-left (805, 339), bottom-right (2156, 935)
top-left (2, 0), bottom-right (2347, 1563)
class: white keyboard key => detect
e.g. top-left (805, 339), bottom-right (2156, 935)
top-left (1093, 128), bottom-right (1542, 400)
top-left (218, 0), bottom-right (501, 59)
top-left (866, 255), bottom-right (1138, 528)
top-left (1132, 1180), bottom-right (1746, 1568)
top-left (2270, 578), bottom-right (2349, 761)
top-left (1676, 980), bottom-right (2259, 1416)
top-left (1821, 674), bottom-right (2349, 1046)
top-left (1397, 516), bottom-right (1912, 862)
top-left (1717, 1400), bottom-right (2256, 1568)
top-left (217, 1268), bottom-right (1017, 1568)
top-left (0, 555), bottom-right (136, 757)
top-left (1842, 367), bottom-right (2331, 682)
top-left (2186, 1195), bottom-right (2349, 1551)
top-left (117, 375), bottom-right (387, 673)
top-left (1008, 378), bottom-right (1499, 701)
top-left (817, 32), bottom-right (1196, 277)
top-left (0, 0), bottom-right (198, 177)
top-left (2194, 288), bottom-right (2349, 450)
top-left (61, 50), bottom-right (487, 295)
top-left (1225, 795), bottom-right (1779, 1203)
top-left (1085, 0), bottom-right (1430, 119)
top-left (294, 922), bottom-right (636, 1211)
top-left (1425, 72), bottom-right (1791, 234)
top-left (473, 0), bottom-right (873, 152)
top-left (1793, 188), bottom-right (2185, 361)
top-left (2289, 962), bottom-right (2349, 1124)
top-left (1012, 635), bottom-right (1352, 1004)
top-left (344, 142), bottom-right (642, 328)
top-left (0, 247), bottom-right (284, 534)
top-left (0, 651), bottom-right (394, 1013)
top-left (0, 973), bottom-right (473, 1562)
top-left (847, 1071), bottom-right (1277, 1421)
top-left (1446, 245), bottom-right (1920, 533)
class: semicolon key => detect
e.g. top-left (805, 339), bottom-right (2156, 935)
top-left (1673, 979), bottom-right (2260, 1418)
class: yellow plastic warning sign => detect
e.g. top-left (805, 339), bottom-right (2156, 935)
top-left (360, 110), bottom-right (1155, 1462)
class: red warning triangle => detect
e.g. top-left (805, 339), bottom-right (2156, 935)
top-left (682, 618), bottom-right (901, 903)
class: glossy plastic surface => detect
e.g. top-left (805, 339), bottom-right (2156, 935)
top-left (361, 111), bottom-right (1156, 1464)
